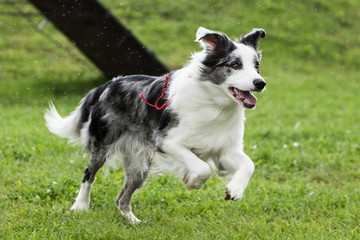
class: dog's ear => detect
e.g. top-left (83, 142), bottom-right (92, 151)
top-left (238, 28), bottom-right (266, 49)
top-left (196, 27), bottom-right (232, 52)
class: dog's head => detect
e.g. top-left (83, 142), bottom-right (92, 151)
top-left (196, 27), bottom-right (266, 109)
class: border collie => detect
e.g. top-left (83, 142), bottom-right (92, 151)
top-left (45, 27), bottom-right (266, 224)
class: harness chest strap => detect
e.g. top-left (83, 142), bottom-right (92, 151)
top-left (140, 75), bottom-right (173, 110)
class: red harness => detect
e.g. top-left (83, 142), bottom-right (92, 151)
top-left (140, 75), bottom-right (172, 110)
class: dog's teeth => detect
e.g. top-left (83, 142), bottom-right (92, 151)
top-left (231, 88), bottom-right (238, 97)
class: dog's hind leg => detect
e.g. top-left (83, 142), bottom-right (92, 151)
top-left (116, 153), bottom-right (151, 224)
top-left (70, 147), bottom-right (107, 211)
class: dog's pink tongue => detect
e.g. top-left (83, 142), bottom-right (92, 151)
top-left (239, 91), bottom-right (257, 105)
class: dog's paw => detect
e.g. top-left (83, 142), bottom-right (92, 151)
top-left (224, 177), bottom-right (249, 201)
top-left (224, 188), bottom-right (243, 201)
top-left (70, 201), bottom-right (89, 212)
top-left (183, 172), bottom-right (210, 190)
top-left (184, 177), bottom-right (204, 190)
top-left (120, 210), bottom-right (142, 224)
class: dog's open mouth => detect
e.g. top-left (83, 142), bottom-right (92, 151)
top-left (228, 87), bottom-right (257, 109)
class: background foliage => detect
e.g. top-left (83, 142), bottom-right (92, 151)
top-left (0, 0), bottom-right (359, 239)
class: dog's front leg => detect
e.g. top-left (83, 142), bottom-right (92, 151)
top-left (162, 141), bottom-right (212, 189)
top-left (219, 148), bottom-right (255, 201)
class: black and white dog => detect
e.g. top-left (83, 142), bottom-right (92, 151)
top-left (45, 27), bottom-right (266, 223)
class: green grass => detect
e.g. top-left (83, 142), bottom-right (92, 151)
top-left (1, 0), bottom-right (360, 239)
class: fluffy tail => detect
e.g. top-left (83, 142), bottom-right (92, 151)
top-left (44, 102), bottom-right (82, 142)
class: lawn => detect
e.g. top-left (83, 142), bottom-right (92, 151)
top-left (0, 0), bottom-right (359, 239)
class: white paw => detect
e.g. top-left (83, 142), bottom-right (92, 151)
top-left (224, 182), bottom-right (246, 201)
top-left (70, 182), bottom-right (92, 211)
top-left (184, 176), bottom-right (205, 189)
top-left (183, 171), bottom-right (211, 190)
top-left (70, 201), bottom-right (89, 212)
top-left (120, 210), bottom-right (142, 224)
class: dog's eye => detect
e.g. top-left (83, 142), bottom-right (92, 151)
top-left (232, 63), bottom-right (242, 70)
top-left (255, 62), bottom-right (260, 73)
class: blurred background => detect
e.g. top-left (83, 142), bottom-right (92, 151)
top-left (0, 0), bottom-right (359, 102)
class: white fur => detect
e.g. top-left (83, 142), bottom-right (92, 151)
top-left (99, 87), bottom-right (110, 102)
top-left (45, 101), bottom-right (82, 142)
top-left (107, 133), bottom-right (153, 177)
top-left (119, 210), bottom-right (142, 224)
top-left (70, 182), bottom-right (92, 211)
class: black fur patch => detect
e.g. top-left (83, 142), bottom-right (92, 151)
top-left (82, 167), bottom-right (91, 183)
top-left (202, 34), bottom-right (237, 68)
top-left (79, 81), bottom-right (112, 126)
top-left (199, 33), bottom-right (237, 85)
top-left (88, 103), bottom-right (109, 146)
top-left (238, 29), bottom-right (266, 50)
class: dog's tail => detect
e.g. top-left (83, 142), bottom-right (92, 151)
top-left (44, 101), bottom-right (83, 142)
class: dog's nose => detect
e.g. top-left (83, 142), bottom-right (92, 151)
top-left (253, 79), bottom-right (266, 91)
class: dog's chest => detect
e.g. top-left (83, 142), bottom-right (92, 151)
top-left (167, 105), bottom-right (245, 154)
